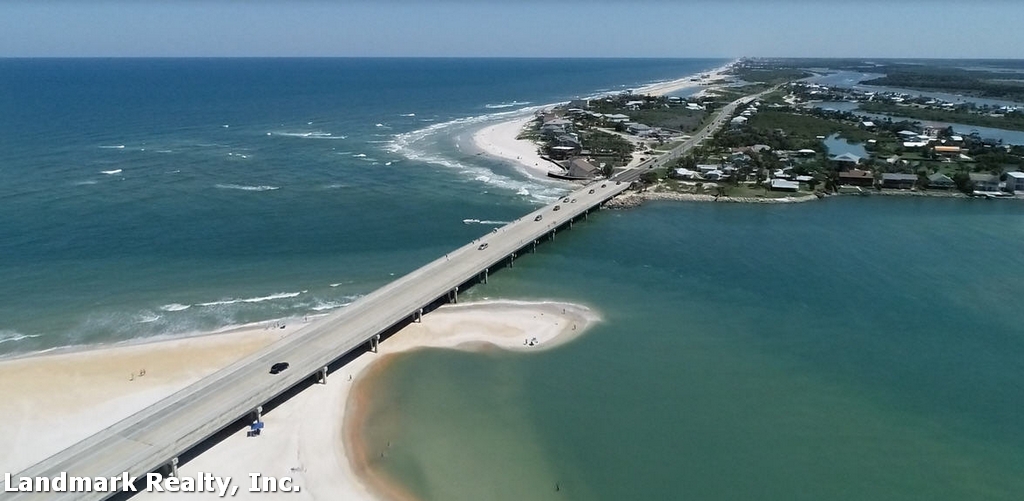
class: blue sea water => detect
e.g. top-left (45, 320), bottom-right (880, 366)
top-left (4, 59), bottom-right (1024, 501)
top-left (0, 57), bottom-right (725, 352)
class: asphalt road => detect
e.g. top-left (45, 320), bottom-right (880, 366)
top-left (7, 172), bottom-right (628, 501)
top-left (8, 89), bottom-right (765, 501)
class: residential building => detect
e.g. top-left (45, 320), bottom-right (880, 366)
top-left (881, 173), bottom-right (918, 189)
top-left (769, 179), bottom-right (800, 192)
top-left (838, 168), bottom-right (874, 187)
top-left (927, 173), bottom-right (955, 189)
top-left (970, 173), bottom-right (1000, 192)
top-left (1005, 171), bottom-right (1024, 193)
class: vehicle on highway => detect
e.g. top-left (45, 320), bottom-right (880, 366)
top-left (616, 181), bottom-right (621, 185)
top-left (269, 362), bottom-right (290, 375)
top-left (534, 214), bottom-right (543, 221)
top-left (588, 189), bottom-right (595, 194)
top-left (553, 205), bottom-right (561, 211)
top-left (601, 183), bottom-right (607, 188)
top-left (478, 243), bottom-right (488, 250)
top-left (563, 197), bottom-right (570, 203)
top-left (570, 198), bottom-right (577, 203)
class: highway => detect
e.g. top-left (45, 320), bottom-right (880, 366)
top-left (7, 91), bottom-right (759, 501)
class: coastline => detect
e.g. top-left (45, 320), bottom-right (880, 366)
top-left (471, 60), bottom-right (739, 177)
top-left (2, 300), bottom-right (599, 500)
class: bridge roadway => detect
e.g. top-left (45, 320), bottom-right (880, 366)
top-left (7, 180), bottom-right (628, 500)
top-left (9, 92), bottom-right (757, 501)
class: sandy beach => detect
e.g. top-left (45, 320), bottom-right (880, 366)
top-left (471, 60), bottom-right (738, 177)
top-left (1, 301), bottom-right (598, 500)
top-left (471, 115), bottom-right (555, 178)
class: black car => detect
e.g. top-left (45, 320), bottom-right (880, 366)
top-left (270, 362), bottom-right (290, 374)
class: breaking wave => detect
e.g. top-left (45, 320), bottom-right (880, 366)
top-left (269, 131), bottom-right (346, 140)
top-left (485, 101), bottom-right (532, 109)
top-left (0, 330), bottom-right (41, 346)
top-left (197, 291), bottom-right (303, 307)
top-left (384, 107), bottom-right (569, 203)
top-left (463, 218), bottom-right (510, 226)
top-left (101, 169), bottom-right (123, 175)
top-left (160, 303), bottom-right (192, 312)
top-left (214, 184), bottom-right (280, 192)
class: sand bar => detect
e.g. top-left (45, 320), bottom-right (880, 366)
top-left (1, 301), bottom-right (597, 500)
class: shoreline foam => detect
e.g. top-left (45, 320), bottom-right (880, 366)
top-left (2, 300), bottom-right (598, 501)
top-left (471, 60), bottom-right (738, 177)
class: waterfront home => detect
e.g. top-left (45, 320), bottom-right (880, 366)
top-left (730, 116), bottom-right (748, 126)
top-left (567, 158), bottom-right (600, 179)
top-left (568, 99), bottom-right (590, 110)
top-left (672, 168), bottom-right (699, 180)
top-left (969, 173), bottom-right (1000, 192)
top-left (839, 168), bottom-right (875, 187)
top-left (881, 173), bottom-right (918, 190)
top-left (604, 113), bottom-right (630, 123)
top-left (832, 152), bottom-right (862, 165)
top-left (934, 146), bottom-right (962, 157)
top-left (704, 170), bottom-right (725, 181)
top-left (927, 173), bottom-right (955, 189)
top-left (1005, 171), bottom-right (1024, 193)
top-left (769, 179), bottom-right (800, 192)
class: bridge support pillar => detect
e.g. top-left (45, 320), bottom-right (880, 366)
top-left (570, 219), bottom-right (573, 229)
top-left (453, 286), bottom-right (459, 304)
top-left (318, 366), bottom-right (328, 384)
top-left (415, 308), bottom-right (423, 323)
top-left (532, 240), bottom-right (537, 253)
top-left (510, 252), bottom-right (515, 268)
top-left (170, 457), bottom-right (179, 478)
top-left (370, 334), bottom-right (381, 353)
top-left (254, 405), bottom-right (263, 424)
top-left (585, 210), bottom-right (588, 220)
top-left (483, 268), bottom-right (488, 284)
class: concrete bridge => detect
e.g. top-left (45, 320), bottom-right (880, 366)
top-left (6, 93), bottom-right (755, 500)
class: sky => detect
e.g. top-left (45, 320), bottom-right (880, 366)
top-left (0, 0), bottom-right (1021, 58)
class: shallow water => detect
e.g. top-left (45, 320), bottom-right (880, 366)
top-left (362, 197), bottom-right (1024, 501)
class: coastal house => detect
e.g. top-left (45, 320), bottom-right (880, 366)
top-left (704, 169), bottom-right (725, 181)
top-left (566, 158), bottom-right (600, 179)
top-left (769, 179), bottom-right (800, 192)
top-left (839, 168), bottom-right (875, 187)
top-left (969, 173), bottom-right (1000, 192)
top-left (1005, 171), bottom-right (1024, 193)
top-left (696, 164), bottom-right (721, 174)
top-left (881, 173), bottom-right (918, 190)
top-left (627, 123), bottom-right (652, 136)
top-left (672, 168), bottom-right (699, 180)
top-left (548, 145), bottom-right (577, 160)
top-left (934, 146), bottom-right (962, 157)
top-left (927, 173), bottom-right (955, 189)
top-left (567, 99), bottom-right (590, 110)
top-left (604, 113), bottom-right (630, 123)
top-left (832, 153), bottom-right (862, 166)
top-left (730, 116), bottom-right (748, 126)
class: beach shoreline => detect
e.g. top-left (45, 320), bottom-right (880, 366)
top-left (471, 60), bottom-right (739, 178)
top-left (2, 300), bottom-right (599, 501)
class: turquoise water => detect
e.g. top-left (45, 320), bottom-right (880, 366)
top-left (0, 58), bottom-right (725, 353)
top-left (362, 197), bottom-right (1024, 500)
top-left (4, 59), bottom-right (1023, 500)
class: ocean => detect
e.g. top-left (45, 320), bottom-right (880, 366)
top-left (0, 57), bottom-right (722, 352)
top-left (3, 58), bottom-right (1023, 500)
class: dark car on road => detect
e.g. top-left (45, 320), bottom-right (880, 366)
top-left (270, 362), bottom-right (290, 375)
